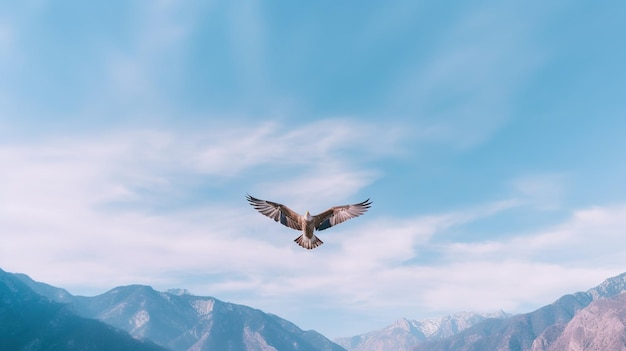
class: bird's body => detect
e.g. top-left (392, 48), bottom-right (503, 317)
top-left (246, 194), bottom-right (372, 249)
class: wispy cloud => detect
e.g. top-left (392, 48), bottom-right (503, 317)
top-left (444, 205), bottom-right (626, 264)
top-left (510, 173), bottom-right (568, 210)
top-left (0, 119), bottom-right (403, 289)
top-left (381, 3), bottom-right (549, 150)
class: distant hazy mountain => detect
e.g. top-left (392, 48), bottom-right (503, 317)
top-left (412, 272), bottom-right (626, 351)
top-left (0, 268), bottom-right (167, 351)
top-left (334, 311), bottom-right (509, 351)
top-left (15, 273), bottom-right (345, 351)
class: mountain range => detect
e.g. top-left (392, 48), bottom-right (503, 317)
top-left (332, 272), bottom-right (626, 351)
top-left (409, 272), bottom-right (626, 351)
top-left (3, 266), bottom-right (626, 351)
top-left (0, 268), bottom-right (166, 351)
top-left (11, 271), bottom-right (344, 351)
top-left (334, 311), bottom-right (510, 351)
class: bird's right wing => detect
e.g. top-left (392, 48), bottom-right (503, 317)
top-left (246, 194), bottom-right (302, 231)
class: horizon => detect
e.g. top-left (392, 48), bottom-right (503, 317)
top-left (1, 1), bottom-right (626, 338)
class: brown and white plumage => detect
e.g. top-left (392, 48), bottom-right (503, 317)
top-left (246, 194), bottom-right (372, 250)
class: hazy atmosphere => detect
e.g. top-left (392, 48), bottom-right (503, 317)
top-left (1, 1), bottom-right (626, 338)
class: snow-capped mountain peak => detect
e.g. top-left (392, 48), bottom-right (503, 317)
top-left (335, 311), bottom-right (508, 351)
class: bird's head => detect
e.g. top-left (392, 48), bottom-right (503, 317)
top-left (305, 210), bottom-right (312, 221)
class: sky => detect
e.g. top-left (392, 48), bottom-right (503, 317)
top-left (1, 0), bottom-right (626, 339)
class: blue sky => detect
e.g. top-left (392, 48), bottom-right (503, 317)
top-left (1, 0), bottom-right (626, 338)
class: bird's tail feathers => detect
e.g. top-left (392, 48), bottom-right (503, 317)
top-left (294, 235), bottom-right (323, 250)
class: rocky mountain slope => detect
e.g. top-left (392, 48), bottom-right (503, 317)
top-left (531, 292), bottom-right (626, 351)
top-left (15, 272), bottom-right (345, 351)
top-left (0, 268), bottom-right (167, 351)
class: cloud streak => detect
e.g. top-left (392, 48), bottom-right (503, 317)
top-left (0, 120), bottom-right (401, 287)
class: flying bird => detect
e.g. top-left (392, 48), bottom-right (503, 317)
top-left (246, 194), bottom-right (372, 250)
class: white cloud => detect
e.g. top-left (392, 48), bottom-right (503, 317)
top-left (0, 120), bottom-right (401, 291)
top-left (259, 167), bottom-right (377, 212)
top-left (443, 205), bottom-right (626, 265)
top-left (414, 262), bottom-right (613, 313)
top-left (192, 119), bottom-right (404, 175)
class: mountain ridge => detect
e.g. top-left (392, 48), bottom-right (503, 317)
top-left (0, 268), bottom-right (168, 351)
top-left (335, 272), bottom-right (626, 351)
top-left (13, 271), bottom-right (345, 351)
top-left (7, 268), bottom-right (626, 351)
top-left (532, 292), bottom-right (626, 351)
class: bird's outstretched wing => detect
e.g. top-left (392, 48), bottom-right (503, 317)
top-left (246, 194), bottom-right (302, 231)
top-left (314, 199), bottom-right (372, 231)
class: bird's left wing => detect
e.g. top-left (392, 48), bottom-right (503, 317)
top-left (314, 199), bottom-right (372, 231)
top-left (246, 194), bottom-right (302, 231)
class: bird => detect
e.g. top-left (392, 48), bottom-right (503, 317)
top-left (246, 194), bottom-right (372, 250)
